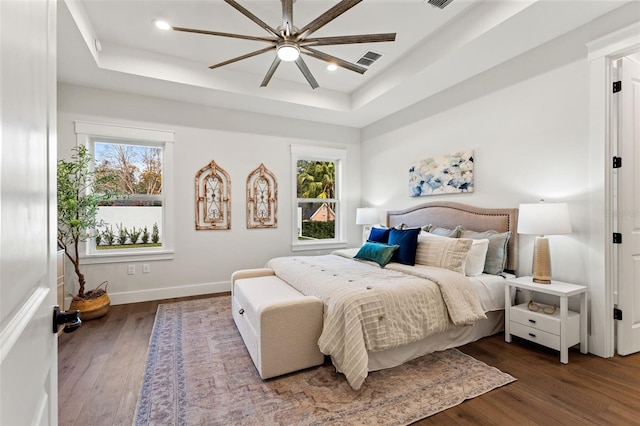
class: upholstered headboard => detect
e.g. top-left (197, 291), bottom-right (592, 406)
top-left (386, 201), bottom-right (519, 273)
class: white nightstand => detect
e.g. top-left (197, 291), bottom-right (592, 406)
top-left (504, 276), bottom-right (588, 363)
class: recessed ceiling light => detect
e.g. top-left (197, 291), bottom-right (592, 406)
top-left (327, 63), bottom-right (338, 71)
top-left (154, 20), bottom-right (171, 31)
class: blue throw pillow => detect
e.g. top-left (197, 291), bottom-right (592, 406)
top-left (388, 227), bottom-right (421, 265)
top-left (354, 242), bottom-right (399, 267)
top-left (368, 227), bottom-right (390, 244)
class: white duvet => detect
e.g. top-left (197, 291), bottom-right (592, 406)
top-left (265, 253), bottom-right (486, 390)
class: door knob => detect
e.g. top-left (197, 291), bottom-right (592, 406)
top-left (52, 306), bottom-right (82, 334)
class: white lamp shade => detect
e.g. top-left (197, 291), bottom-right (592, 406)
top-left (356, 207), bottom-right (378, 225)
top-left (517, 202), bottom-right (572, 235)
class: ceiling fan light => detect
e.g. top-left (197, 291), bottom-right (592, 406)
top-left (154, 20), bottom-right (171, 31)
top-left (277, 44), bottom-right (300, 62)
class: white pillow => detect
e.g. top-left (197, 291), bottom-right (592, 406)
top-left (417, 232), bottom-right (488, 276)
top-left (464, 239), bottom-right (490, 276)
top-left (415, 233), bottom-right (473, 274)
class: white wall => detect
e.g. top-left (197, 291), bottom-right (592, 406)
top-left (97, 207), bottom-right (163, 241)
top-left (361, 57), bottom-right (591, 282)
top-left (56, 2), bottom-right (638, 357)
top-left (360, 4), bottom-right (640, 358)
top-left (57, 84), bottom-right (361, 303)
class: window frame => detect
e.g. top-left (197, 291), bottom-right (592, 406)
top-left (74, 121), bottom-right (175, 264)
top-left (290, 144), bottom-right (347, 251)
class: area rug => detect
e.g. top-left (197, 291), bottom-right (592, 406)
top-left (134, 296), bottom-right (515, 426)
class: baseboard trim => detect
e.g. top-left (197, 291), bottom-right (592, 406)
top-left (68, 281), bottom-right (232, 306)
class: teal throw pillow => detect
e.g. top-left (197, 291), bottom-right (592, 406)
top-left (354, 242), bottom-right (399, 267)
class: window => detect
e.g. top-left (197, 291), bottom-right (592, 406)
top-left (93, 140), bottom-right (163, 248)
top-left (291, 145), bottom-right (347, 251)
top-left (75, 122), bottom-right (174, 263)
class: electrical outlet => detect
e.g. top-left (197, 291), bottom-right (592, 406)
top-left (127, 264), bottom-right (135, 275)
top-left (142, 263), bottom-right (150, 274)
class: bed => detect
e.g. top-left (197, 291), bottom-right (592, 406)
top-left (266, 201), bottom-right (518, 389)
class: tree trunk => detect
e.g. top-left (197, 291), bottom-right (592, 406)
top-left (72, 235), bottom-right (85, 297)
top-left (74, 261), bottom-right (86, 298)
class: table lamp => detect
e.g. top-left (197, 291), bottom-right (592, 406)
top-left (517, 201), bottom-right (572, 284)
top-left (356, 207), bottom-right (378, 244)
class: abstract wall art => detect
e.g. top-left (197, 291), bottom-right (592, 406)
top-left (409, 150), bottom-right (474, 197)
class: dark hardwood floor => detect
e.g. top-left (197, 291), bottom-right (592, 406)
top-left (58, 294), bottom-right (640, 425)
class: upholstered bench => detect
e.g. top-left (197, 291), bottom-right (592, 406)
top-left (231, 268), bottom-right (324, 379)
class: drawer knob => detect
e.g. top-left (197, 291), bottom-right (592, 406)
top-left (529, 333), bottom-right (536, 338)
top-left (239, 308), bottom-right (244, 315)
top-left (529, 319), bottom-right (536, 324)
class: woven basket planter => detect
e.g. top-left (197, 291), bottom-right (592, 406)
top-left (69, 281), bottom-right (110, 321)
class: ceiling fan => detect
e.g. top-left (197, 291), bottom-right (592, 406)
top-left (166, 0), bottom-right (396, 89)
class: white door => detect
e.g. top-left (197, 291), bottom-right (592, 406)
top-left (616, 55), bottom-right (640, 356)
top-left (0, 0), bottom-right (59, 424)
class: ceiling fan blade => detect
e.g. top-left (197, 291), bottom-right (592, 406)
top-left (301, 33), bottom-right (396, 47)
top-left (173, 26), bottom-right (274, 43)
top-left (224, 0), bottom-right (280, 38)
top-left (209, 45), bottom-right (276, 70)
top-left (301, 46), bottom-right (367, 74)
top-left (295, 56), bottom-right (319, 89)
top-left (260, 57), bottom-right (282, 87)
top-left (297, 0), bottom-right (363, 41)
top-left (282, 0), bottom-right (294, 36)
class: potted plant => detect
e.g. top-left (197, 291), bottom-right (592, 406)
top-left (57, 145), bottom-right (118, 320)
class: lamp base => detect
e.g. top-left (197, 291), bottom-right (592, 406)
top-left (532, 237), bottom-right (552, 284)
top-left (362, 225), bottom-right (371, 245)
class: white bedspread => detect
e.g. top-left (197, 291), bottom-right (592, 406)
top-left (265, 254), bottom-right (485, 390)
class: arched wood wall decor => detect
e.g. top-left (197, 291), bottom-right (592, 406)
top-left (246, 163), bottom-right (278, 229)
top-left (195, 160), bottom-right (231, 230)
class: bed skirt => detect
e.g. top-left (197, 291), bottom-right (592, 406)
top-left (367, 310), bottom-right (504, 371)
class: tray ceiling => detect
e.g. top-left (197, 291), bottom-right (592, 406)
top-left (57, 0), bottom-right (630, 127)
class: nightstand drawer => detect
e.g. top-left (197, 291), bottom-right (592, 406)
top-left (509, 321), bottom-right (560, 350)
top-left (505, 277), bottom-right (588, 364)
top-left (510, 303), bottom-right (561, 334)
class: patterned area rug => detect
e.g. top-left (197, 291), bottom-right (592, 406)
top-left (134, 296), bottom-right (515, 426)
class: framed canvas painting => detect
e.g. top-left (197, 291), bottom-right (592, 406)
top-left (409, 150), bottom-right (474, 197)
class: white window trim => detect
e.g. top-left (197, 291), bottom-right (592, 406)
top-left (74, 121), bottom-right (175, 264)
top-left (291, 144), bottom-right (347, 252)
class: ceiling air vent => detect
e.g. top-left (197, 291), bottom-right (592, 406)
top-left (427, 0), bottom-right (454, 9)
top-left (356, 51), bottom-right (382, 67)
